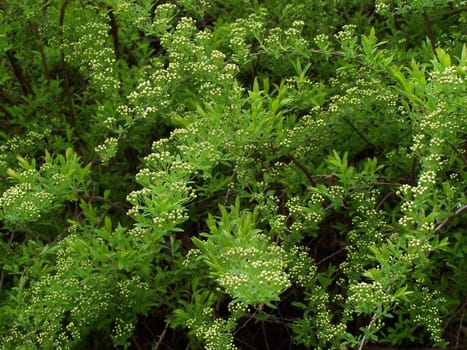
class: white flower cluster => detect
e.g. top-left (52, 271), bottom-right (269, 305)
top-left (287, 196), bottom-right (324, 232)
top-left (217, 244), bottom-right (291, 305)
top-left (229, 25), bottom-right (250, 65)
top-left (429, 66), bottom-right (464, 86)
top-left (407, 235), bottom-right (432, 254)
top-left (22, 266), bottom-right (113, 348)
top-left (65, 19), bottom-right (120, 96)
top-left (0, 183), bottom-right (54, 225)
top-left (112, 317), bottom-right (135, 343)
top-left (335, 24), bottom-right (356, 42)
top-left (195, 318), bottom-right (238, 350)
top-left (408, 288), bottom-right (446, 344)
top-left (95, 137), bottom-right (119, 163)
top-left (314, 33), bottom-right (330, 48)
top-left (375, 0), bottom-right (391, 14)
top-left (5, 130), bottom-right (47, 152)
top-left (348, 281), bottom-right (392, 314)
top-left (116, 276), bottom-right (149, 309)
top-left (287, 246), bottom-right (316, 287)
top-left (152, 3), bottom-right (178, 34)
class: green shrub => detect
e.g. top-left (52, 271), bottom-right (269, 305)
top-left (1, 1), bottom-right (466, 349)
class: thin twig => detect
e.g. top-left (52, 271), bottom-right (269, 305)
top-left (131, 336), bottom-right (143, 350)
top-left (274, 301), bottom-right (296, 345)
top-left (233, 309), bottom-right (258, 336)
top-left (447, 141), bottom-right (467, 166)
top-left (262, 321), bottom-right (271, 350)
top-left (443, 296), bottom-right (467, 331)
top-left (224, 171), bottom-right (237, 206)
top-left (107, 6), bottom-right (120, 59)
top-left (341, 116), bottom-right (379, 151)
top-left (0, 232), bottom-right (15, 290)
top-left (358, 312), bottom-right (378, 350)
top-left (6, 50), bottom-right (33, 96)
top-left (234, 338), bottom-right (257, 350)
top-left (31, 21), bottom-right (50, 81)
top-left (376, 191), bottom-right (394, 211)
top-left (59, 0), bottom-right (76, 128)
top-left (443, 6), bottom-right (467, 18)
top-left (434, 204), bottom-right (467, 233)
top-left (372, 182), bottom-right (402, 187)
top-left (289, 155), bottom-right (316, 187)
top-left (316, 247), bottom-right (346, 265)
top-left (423, 11), bottom-right (436, 53)
top-left (153, 319), bottom-right (171, 350)
top-left (454, 300), bottom-right (466, 349)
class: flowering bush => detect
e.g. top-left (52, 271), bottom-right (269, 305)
top-left (1, 1), bottom-right (466, 349)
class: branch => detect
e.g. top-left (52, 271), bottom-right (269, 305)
top-left (375, 191), bottom-right (394, 211)
top-left (0, 101), bottom-right (14, 120)
top-left (59, 0), bottom-right (76, 128)
top-left (233, 309), bottom-right (258, 336)
top-left (455, 298), bottom-right (466, 349)
top-left (131, 336), bottom-right (143, 350)
top-left (358, 312), bottom-right (378, 350)
top-left (262, 321), bottom-right (271, 350)
top-left (289, 155), bottom-right (317, 187)
top-left (107, 7), bottom-right (120, 59)
top-left (316, 247), bottom-right (346, 265)
top-left (443, 6), bottom-right (467, 19)
top-left (5, 50), bottom-right (33, 96)
top-left (152, 319), bottom-right (171, 350)
top-left (434, 205), bottom-right (467, 233)
top-left (341, 115), bottom-right (379, 151)
top-left (0, 232), bottom-right (15, 290)
top-left (447, 141), bottom-right (467, 166)
top-left (423, 11), bottom-right (436, 53)
top-left (31, 22), bottom-right (50, 81)
top-left (274, 301), bottom-right (297, 345)
top-left (224, 171), bottom-right (237, 206)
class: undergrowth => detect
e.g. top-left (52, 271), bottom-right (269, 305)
top-left (1, 1), bottom-right (466, 349)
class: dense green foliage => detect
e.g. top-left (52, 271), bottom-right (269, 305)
top-left (1, 1), bottom-right (466, 349)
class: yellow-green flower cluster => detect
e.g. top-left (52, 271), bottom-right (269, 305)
top-left (0, 183), bottom-right (53, 225)
top-left (194, 318), bottom-right (238, 350)
top-left (217, 244), bottom-right (291, 306)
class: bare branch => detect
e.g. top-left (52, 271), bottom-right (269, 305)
top-left (153, 319), bottom-right (171, 350)
top-left (59, 0), bottom-right (76, 128)
top-left (423, 11), bottom-right (436, 53)
top-left (434, 204), bottom-right (467, 233)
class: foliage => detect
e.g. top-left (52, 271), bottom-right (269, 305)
top-left (1, 0), bottom-right (466, 349)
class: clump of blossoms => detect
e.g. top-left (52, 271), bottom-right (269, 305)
top-left (95, 136), bottom-right (119, 163)
top-left (64, 17), bottom-right (119, 97)
top-left (375, 0), bottom-right (455, 15)
top-left (1, 222), bottom-right (156, 350)
top-left (192, 203), bottom-right (291, 307)
top-left (182, 302), bottom-right (239, 350)
top-left (293, 282), bottom-right (348, 348)
top-left (2, 234), bottom-right (112, 349)
top-left (286, 193), bottom-right (325, 239)
top-left (0, 183), bottom-right (53, 225)
top-left (286, 246), bottom-right (317, 287)
top-left (0, 149), bottom-right (89, 230)
top-left (217, 243), bottom-right (291, 306)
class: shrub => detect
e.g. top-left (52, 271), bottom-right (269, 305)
top-left (1, 1), bottom-right (466, 349)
